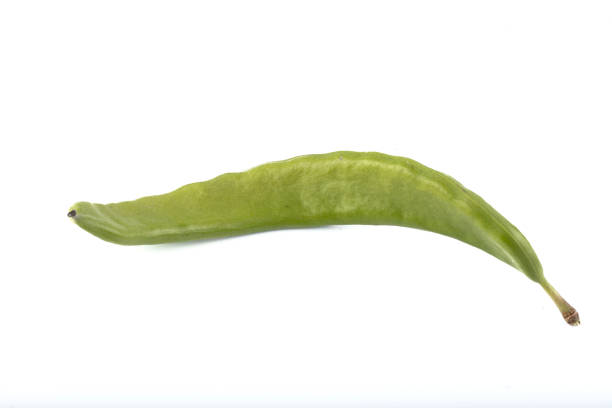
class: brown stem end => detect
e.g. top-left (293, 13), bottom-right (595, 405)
top-left (541, 279), bottom-right (580, 327)
top-left (563, 308), bottom-right (580, 326)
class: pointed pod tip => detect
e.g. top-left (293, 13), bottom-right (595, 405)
top-left (67, 209), bottom-right (77, 218)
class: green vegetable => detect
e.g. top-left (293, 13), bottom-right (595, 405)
top-left (68, 151), bottom-right (579, 325)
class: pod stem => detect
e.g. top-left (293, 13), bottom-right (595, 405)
top-left (540, 279), bottom-right (580, 326)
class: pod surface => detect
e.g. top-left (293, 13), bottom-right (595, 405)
top-left (68, 151), bottom-right (578, 325)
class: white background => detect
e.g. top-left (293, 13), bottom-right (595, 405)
top-left (1, 1), bottom-right (611, 407)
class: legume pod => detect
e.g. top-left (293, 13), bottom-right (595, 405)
top-left (68, 151), bottom-right (578, 325)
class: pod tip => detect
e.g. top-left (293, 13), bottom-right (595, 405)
top-left (563, 308), bottom-right (580, 326)
top-left (540, 280), bottom-right (580, 327)
top-left (67, 209), bottom-right (77, 218)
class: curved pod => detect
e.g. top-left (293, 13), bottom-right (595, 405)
top-left (68, 151), bottom-right (579, 325)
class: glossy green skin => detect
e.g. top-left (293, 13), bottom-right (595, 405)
top-left (69, 151), bottom-right (543, 283)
